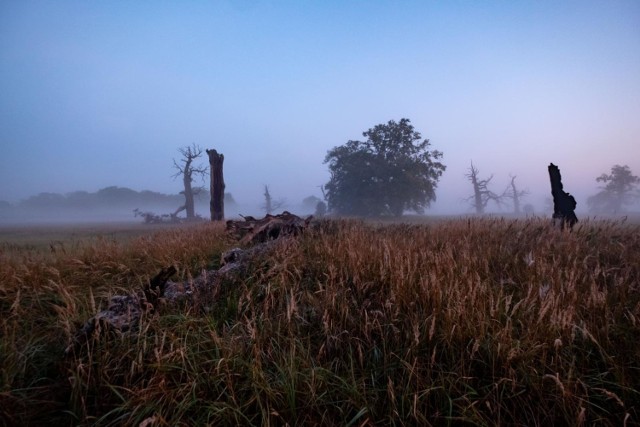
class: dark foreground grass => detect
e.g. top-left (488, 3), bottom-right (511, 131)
top-left (1, 218), bottom-right (639, 426)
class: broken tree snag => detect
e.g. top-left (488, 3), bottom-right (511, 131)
top-left (548, 163), bottom-right (578, 229)
top-left (207, 149), bottom-right (225, 221)
top-left (226, 211), bottom-right (313, 244)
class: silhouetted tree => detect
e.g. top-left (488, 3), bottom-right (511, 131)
top-left (503, 175), bottom-right (529, 214)
top-left (587, 165), bottom-right (640, 213)
top-left (172, 144), bottom-right (207, 220)
top-left (465, 162), bottom-right (503, 214)
top-left (324, 118), bottom-right (445, 217)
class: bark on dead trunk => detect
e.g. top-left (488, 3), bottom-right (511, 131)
top-left (264, 185), bottom-right (272, 215)
top-left (510, 176), bottom-right (521, 214)
top-left (471, 175), bottom-right (484, 214)
top-left (183, 169), bottom-right (195, 219)
top-left (548, 163), bottom-right (578, 229)
top-left (207, 149), bottom-right (225, 221)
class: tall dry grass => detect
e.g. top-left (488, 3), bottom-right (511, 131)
top-left (0, 222), bottom-right (228, 425)
top-left (1, 218), bottom-right (638, 426)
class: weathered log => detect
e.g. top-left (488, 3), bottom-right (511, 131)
top-left (66, 212), bottom-right (311, 355)
top-left (207, 149), bottom-right (225, 221)
top-left (227, 211), bottom-right (313, 244)
top-left (66, 245), bottom-right (262, 355)
top-left (548, 163), bottom-right (578, 229)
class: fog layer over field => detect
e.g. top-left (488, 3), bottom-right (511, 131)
top-left (1, 1), bottom-right (639, 219)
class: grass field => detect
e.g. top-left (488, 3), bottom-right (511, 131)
top-left (0, 222), bottom-right (186, 258)
top-left (1, 217), bottom-right (639, 426)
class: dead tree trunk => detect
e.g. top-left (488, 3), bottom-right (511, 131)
top-left (505, 175), bottom-right (528, 215)
top-left (509, 177), bottom-right (521, 214)
top-left (173, 145), bottom-right (207, 221)
top-left (548, 163), bottom-right (578, 229)
top-left (264, 185), bottom-right (273, 215)
top-left (469, 167), bottom-right (484, 214)
top-left (465, 162), bottom-right (502, 214)
top-left (183, 169), bottom-right (196, 219)
top-left (261, 185), bottom-right (285, 215)
top-left (207, 149), bottom-right (225, 221)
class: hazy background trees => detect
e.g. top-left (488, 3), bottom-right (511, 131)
top-left (262, 185), bottom-right (286, 215)
top-left (301, 195), bottom-right (322, 212)
top-left (0, 187), bottom-right (240, 223)
top-left (323, 118), bottom-right (445, 217)
top-left (4, 136), bottom-right (640, 223)
top-left (587, 165), bottom-right (640, 213)
top-left (504, 175), bottom-right (529, 214)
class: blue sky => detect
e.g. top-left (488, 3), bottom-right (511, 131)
top-left (1, 0), bottom-right (639, 214)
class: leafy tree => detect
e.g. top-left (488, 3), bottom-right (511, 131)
top-left (315, 201), bottom-right (327, 217)
top-left (587, 165), bottom-right (640, 213)
top-left (323, 118), bottom-right (445, 217)
top-left (302, 195), bottom-right (323, 213)
top-left (465, 162), bottom-right (503, 214)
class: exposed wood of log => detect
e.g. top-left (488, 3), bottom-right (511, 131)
top-left (207, 149), bottom-right (225, 221)
top-left (227, 211), bottom-right (313, 244)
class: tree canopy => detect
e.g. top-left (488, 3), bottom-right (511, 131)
top-left (587, 165), bottom-right (640, 213)
top-left (323, 118), bottom-right (445, 217)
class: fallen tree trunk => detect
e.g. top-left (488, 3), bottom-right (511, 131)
top-left (66, 212), bottom-right (312, 355)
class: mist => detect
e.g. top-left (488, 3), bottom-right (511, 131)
top-left (1, 1), bottom-right (639, 223)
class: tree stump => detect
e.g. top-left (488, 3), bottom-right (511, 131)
top-left (207, 149), bottom-right (225, 221)
top-left (548, 163), bottom-right (578, 229)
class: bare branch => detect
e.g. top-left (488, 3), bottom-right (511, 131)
top-left (172, 144), bottom-right (208, 220)
top-left (171, 159), bottom-right (184, 179)
top-left (465, 162), bottom-right (504, 214)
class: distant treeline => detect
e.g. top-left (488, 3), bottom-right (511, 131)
top-left (0, 186), bottom-right (237, 212)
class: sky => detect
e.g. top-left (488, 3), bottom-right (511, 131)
top-left (1, 0), bottom-right (639, 215)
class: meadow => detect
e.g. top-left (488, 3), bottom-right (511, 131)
top-left (1, 216), bottom-right (638, 426)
